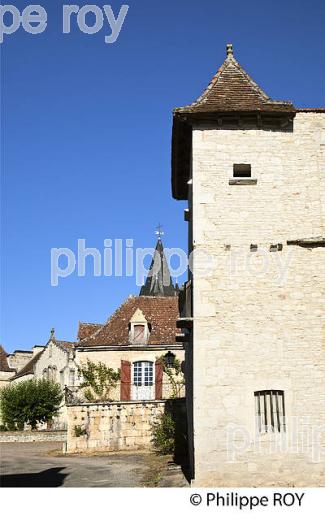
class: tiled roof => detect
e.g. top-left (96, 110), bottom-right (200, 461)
top-left (0, 346), bottom-right (15, 372)
top-left (56, 340), bottom-right (75, 349)
top-left (78, 322), bottom-right (103, 341)
top-left (174, 44), bottom-right (295, 114)
top-left (79, 296), bottom-right (180, 347)
top-left (10, 350), bottom-right (44, 380)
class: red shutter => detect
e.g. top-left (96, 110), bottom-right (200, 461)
top-left (120, 360), bottom-right (131, 401)
top-left (155, 361), bottom-right (163, 400)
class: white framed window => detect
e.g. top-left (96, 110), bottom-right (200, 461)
top-left (133, 361), bottom-right (153, 387)
top-left (255, 390), bottom-right (286, 433)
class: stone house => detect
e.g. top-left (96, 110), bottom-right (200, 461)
top-left (72, 239), bottom-right (184, 403)
top-left (3, 239), bottom-right (184, 429)
top-left (76, 293), bottom-right (184, 402)
top-left (173, 44), bottom-right (325, 486)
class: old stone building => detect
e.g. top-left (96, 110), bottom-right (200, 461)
top-left (3, 238), bottom-right (184, 430)
top-left (74, 238), bottom-right (184, 402)
top-left (173, 44), bottom-right (325, 486)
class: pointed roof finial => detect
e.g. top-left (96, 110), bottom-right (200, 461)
top-left (50, 327), bottom-right (55, 339)
top-left (226, 43), bottom-right (233, 58)
top-left (155, 223), bottom-right (164, 241)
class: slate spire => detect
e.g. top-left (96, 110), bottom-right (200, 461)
top-left (140, 238), bottom-right (177, 297)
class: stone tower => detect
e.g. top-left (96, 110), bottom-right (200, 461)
top-left (173, 45), bottom-right (325, 486)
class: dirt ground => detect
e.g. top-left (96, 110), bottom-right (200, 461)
top-left (0, 441), bottom-right (189, 487)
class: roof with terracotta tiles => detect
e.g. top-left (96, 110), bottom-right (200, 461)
top-left (78, 296), bottom-right (180, 347)
top-left (78, 322), bottom-right (104, 341)
top-left (174, 44), bottom-right (295, 114)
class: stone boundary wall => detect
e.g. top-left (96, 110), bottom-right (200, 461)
top-left (0, 430), bottom-right (67, 443)
top-left (67, 399), bottom-right (186, 453)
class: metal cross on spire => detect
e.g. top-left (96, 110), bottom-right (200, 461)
top-left (155, 223), bottom-right (164, 240)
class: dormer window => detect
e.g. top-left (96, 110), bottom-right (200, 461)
top-left (133, 325), bottom-right (145, 343)
top-left (129, 308), bottom-right (150, 345)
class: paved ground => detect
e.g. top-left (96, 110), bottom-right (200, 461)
top-left (0, 442), bottom-right (189, 487)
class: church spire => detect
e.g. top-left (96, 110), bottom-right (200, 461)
top-left (140, 230), bottom-right (177, 297)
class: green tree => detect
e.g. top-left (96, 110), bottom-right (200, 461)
top-left (0, 379), bottom-right (63, 431)
top-left (151, 412), bottom-right (176, 455)
top-left (78, 360), bottom-right (120, 402)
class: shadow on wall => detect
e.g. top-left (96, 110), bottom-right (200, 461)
top-left (165, 398), bottom-right (191, 482)
top-left (0, 467), bottom-right (67, 487)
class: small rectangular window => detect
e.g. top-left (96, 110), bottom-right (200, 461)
top-left (255, 390), bottom-right (285, 433)
top-left (69, 369), bottom-right (75, 387)
top-left (133, 325), bottom-right (145, 343)
top-left (233, 164), bottom-right (251, 178)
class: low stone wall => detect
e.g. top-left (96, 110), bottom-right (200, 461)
top-left (0, 430), bottom-right (67, 443)
top-left (67, 399), bottom-right (185, 453)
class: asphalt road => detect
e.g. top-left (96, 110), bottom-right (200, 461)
top-left (0, 441), bottom-right (183, 487)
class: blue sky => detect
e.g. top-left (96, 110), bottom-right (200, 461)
top-left (1, 0), bottom-right (324, 352)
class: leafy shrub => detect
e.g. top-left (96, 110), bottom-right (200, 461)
top-left (157, 355), bottom-right (185, 398)
top-left (74, 425), bottom-right (87, 437)
top-left (151, 412), bottom-right (176, 455)
top-left (0, 379), bottom-right (63, 430)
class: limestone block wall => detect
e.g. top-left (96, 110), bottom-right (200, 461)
top-left (66, 401), bottom-right (167, 453)
top-left (0, 371), bottom-right (13, 388)
top-left (189, 112), bottom-right (325, 486)
top-left (0, 430), bottom-right (67, 443)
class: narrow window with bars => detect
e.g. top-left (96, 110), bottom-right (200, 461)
top-left (255, 390), bottom-right (286, 433)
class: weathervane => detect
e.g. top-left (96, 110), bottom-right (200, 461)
top-left (155, 223), bottom-right (164, 240)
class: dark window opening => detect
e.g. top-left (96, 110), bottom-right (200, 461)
top-left (233, 164), bottom-right (251, 178)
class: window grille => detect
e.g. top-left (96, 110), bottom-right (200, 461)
top-left (255, 390), bottom-right (286, 433)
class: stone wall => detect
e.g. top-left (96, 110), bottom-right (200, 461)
top-left (7, 351), bottom-right (33, 372)
top-left (189, 112), bottom-right (325, 486)
top-left (0, 371), bottom-right (13, 388)
top-left (67, 400), bottom-right (181, 453)
top-left (0, 430), bottom-right (67, 443)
